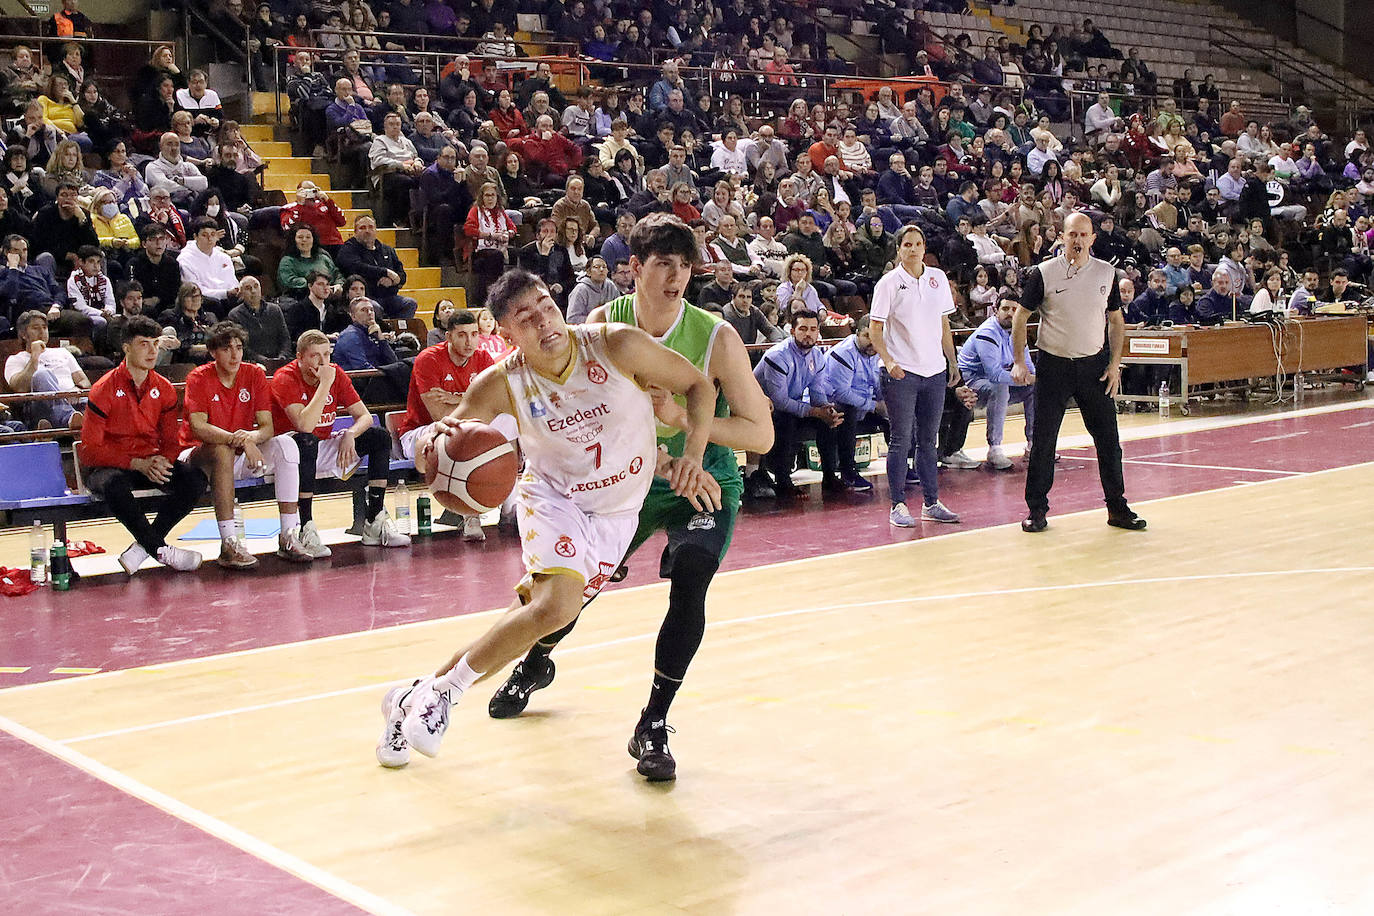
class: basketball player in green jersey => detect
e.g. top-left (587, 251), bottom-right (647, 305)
top-left (488, 212), bottom-right (775, 780)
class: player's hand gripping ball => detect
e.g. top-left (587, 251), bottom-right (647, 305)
top-left (420, 420), bottom-right (518, 515)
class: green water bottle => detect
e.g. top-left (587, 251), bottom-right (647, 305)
top-left (50, 540), bottom-right (70, 591)
top-left (416, 494), bottom-right (432, 537)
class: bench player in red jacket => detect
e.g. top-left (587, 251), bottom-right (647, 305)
top-left (78, 315), bottom-right (208, 575)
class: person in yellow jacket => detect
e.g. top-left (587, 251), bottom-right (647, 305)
top-left (90, 187), bottom-right (139, 274)
top-left (36, 73), bottom-right (92, 153)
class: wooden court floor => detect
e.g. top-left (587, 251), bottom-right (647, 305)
top-left (3, 459), bottom-right (1373, 914)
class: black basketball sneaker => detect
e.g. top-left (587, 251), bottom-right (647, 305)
top-left (487, 658), bottom-right (556, 719)
top-left (628, 713), bottom-right (677, 781)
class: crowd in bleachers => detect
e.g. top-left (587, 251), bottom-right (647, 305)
top-left (0, 0), bottom-right (1372, 569)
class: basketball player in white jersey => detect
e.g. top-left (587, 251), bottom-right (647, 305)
top-left (377, 268), bottom-right (721, 767)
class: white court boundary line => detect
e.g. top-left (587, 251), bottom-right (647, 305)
top-left (59, 564), bottom-right (1374, 746)
top-left (4, 456), bottom-right (1372, 699)
top-left (0, 713), bottom-right (417, 916)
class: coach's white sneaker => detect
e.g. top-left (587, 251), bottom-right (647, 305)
top-left (156, 544), bottom-right (204, 572)
top-left (987, 447), bottom-right (1014, 470)
top-left (377, 679), bottom-right (424, 768)
top-left (940, 449), bottom-right (981, 470)
top-left (401, 678), bottom-right (452, 758)
top-left (362, 510), bottom-right (411, 548)
top-left (119, 542), bottom-right (148, 576)
top-left (298, 521), bottom-right (332, 559)
top-left (276, 526), bottom-right (314, 563)
top-left (462, 515), bottom-right (486, 542)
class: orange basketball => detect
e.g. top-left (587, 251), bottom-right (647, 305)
top-left (423, 421), bottom-right (518, 515)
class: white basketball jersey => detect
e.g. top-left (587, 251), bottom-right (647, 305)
top-left (500, 324), bottom-right (657, 516)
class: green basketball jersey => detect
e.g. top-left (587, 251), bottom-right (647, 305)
top-left (603, 294), bottom-right (741, 488)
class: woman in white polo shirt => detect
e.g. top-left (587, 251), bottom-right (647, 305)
top-left (869, 225), bottom-right (962, 527)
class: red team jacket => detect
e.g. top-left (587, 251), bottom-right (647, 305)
top-left (78, 363), bottom-right (181, 469)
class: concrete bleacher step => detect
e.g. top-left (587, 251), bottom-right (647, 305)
top-left (240, 123), bottom-right (277, 143)
top-left (264, 172), bottom-right (331, 191)
top-left (409, 288), bottom-right (468, 310)
top-left (255, 141), bottom-right (293, 158)
top-left (270, 156), bottom-right (316, 172)
top-left (407, 266), bottom-right (443, 287)
top-left (341, 226), bottom-right (399, 246)
top-left (397, 248), bottom-right (419, 268)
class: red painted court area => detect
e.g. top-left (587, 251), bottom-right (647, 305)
top-left (0, 733), bottom-right (367, 915)
top-left (0, 407), bottom-right (1368, 689)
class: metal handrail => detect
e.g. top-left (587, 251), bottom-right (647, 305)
top-left (307, 27), bottom-right (579, 60)
top-left (183, 4), bottom-right (248, 73)
top-left (1208, 22), bottom-right (1374, 130)
top-left (273, 41), bottom-right (1028, 129)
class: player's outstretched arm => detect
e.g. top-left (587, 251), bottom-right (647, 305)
top-left (605, 324), bottom-right (720, 510)
top-left (703, 322), bottom-right (774, 453)
top-left (414, 366), bottom-right (511, 477)
top-left (645, 323), bottom-right (774, 454)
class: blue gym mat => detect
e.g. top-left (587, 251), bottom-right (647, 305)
top-left (179, 519), bottom-right (282, 541)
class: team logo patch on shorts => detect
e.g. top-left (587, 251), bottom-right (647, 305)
top-left (629, 456), bottom-right (643, 474)
top-left (687, 513), bottom-right (716, 531)
top-left (554, 535), bottom-right (577, 558)
top-left (586, 362), bottom-right (608, 384)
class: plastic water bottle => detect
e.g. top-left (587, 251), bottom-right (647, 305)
top-left (1294, 372), bottom-right (1305, 408)
top-left (1158, 380), bottom-right (1170, 419)
top-left (50, 540), bottom-right (70, 591)
top-left (29, 521), bottom-right (48, 587)
top-left (416, 494), bottom-right (432, 537)
top-left (233, 500), bottom-right (246, 542)
top-left (395, 484), bottom-right (412, 535)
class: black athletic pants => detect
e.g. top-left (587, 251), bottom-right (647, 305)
top-left (293, 426), bottom-right (392, 488)
top-left (86, 462), bottom-right (208, 555)
top-left (1025, 346), bottom-right (1128, 517)
top-left (765, 411), bottom-right (838, 487)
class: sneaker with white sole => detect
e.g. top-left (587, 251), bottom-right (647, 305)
top-left (462, 515), bottom-right (486, 542)
top-left (921, 500), bottom-right (961, 524)
top-left (361, 509), bottom-right (411, 548)
top-left (119, 542), bottom-right (148, 576)
top-left (401, 678), bottom-right (452, 757)
top-left (987, 447), bottom-right (1013, 470)
top-left (377, 679), bottom-right (424, 768)
top-left (217, 538), bottom-right (258, 570)
top-left (156, 544), bottom-right (204, 572)
top-left (939, 450), bottom-right (981, 470)
top-left (889, 503), bottom-right (917, 527)
top-left (276, 526), bottom-right (314, 562)
top-left (298, 520), bottom-right (332, 559)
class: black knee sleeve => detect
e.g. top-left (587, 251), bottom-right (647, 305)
top-left (654, 545), bottom-right (718, 681)
top-left (293, 433), bottom-right (319, 490)
top-left (356, 425), bottom-right (391, 478)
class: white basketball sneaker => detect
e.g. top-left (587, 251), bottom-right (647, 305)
top-left (462, 515), bottom-right (486, 542)
top-left (156, 544), bottom-right (204, 572)
top-left (276, 526), bottom-right (314, 563)
top-left (119, 542), bottom-right (148, 576)
top-left (376, 679), bottom-right (424, 768)
top-left (362, 509), bottom-right (411, 548)
top-left (401, 678), bottom-right (453, 758)
top-left (298, 520), bottom-right (332, 559)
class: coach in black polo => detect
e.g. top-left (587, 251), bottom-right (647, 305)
top-left (1011, 212), bottom-right (1147, 533)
